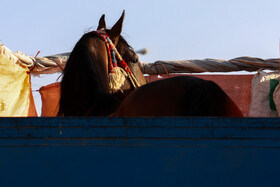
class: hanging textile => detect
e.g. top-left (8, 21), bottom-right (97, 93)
top-left (39, 82), bottom-right (60, 117)
top-left (249, 70), bottom-right (280, 117)
top-left (0, 52), bottom-right (37, 116)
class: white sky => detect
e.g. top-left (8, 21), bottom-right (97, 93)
top-left (2, 0), bottom-right (280, 115)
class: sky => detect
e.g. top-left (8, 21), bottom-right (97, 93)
top-left (2, 0), bottom-right (280, 62)
top-left (2, 0), bottom-right (280, 115)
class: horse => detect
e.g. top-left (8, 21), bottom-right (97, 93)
top-left (59, 11), bottom-right (243, 117)
top-left (58, 11), bottom-right (147, 116)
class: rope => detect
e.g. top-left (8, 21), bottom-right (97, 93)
top-left (2, 41), bottom-right (280, 75)
top-left (30, 51), bottom-right (40, 72)
top-left (141, 57), bottom-right (280, 74)
top-left (148, 62), bottom-right (170, 83)
top-left (113, 46), bottom-right (140, 88)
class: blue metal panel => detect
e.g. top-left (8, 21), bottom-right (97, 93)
top-left (0, 117), bottom-right (280, 187)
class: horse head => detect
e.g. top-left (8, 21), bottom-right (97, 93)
top-left (58, 11), bottom-right (146, 116)
top-left (97, 11), bottom-right (147, 98)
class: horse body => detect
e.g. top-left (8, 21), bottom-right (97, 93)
top-left (111, 76), bottom-right (243, 117)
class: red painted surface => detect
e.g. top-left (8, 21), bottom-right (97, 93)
top-left (147, 74), bottom-right (253, 116)
top-left (40, 74), bottom-right (253, 117)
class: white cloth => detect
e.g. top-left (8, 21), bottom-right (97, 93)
top-left (249, 71), bottom-right (280, 117)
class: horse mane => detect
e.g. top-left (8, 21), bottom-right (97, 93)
top-left (58, 31), bottom-right (131, 116)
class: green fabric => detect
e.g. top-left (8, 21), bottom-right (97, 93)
top-left (269, 79), bottom-right (279, 111)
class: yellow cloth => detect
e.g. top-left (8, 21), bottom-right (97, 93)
top-left (0, 53), bottom-right (36, 116)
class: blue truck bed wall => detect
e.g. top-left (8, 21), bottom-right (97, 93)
top-left (0, 117), bottom-right (280, 187)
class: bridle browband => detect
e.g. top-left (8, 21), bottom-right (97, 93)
top-left (92, 29), bottom-right (140, 93)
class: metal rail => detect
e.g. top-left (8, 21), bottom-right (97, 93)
top-left (0, 117), bottom-right (279, 186)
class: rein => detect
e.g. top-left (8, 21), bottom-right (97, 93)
top-left (92, 30), bottom-right (140, 93)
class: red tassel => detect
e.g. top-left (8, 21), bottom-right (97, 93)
top-left (117, 60), bottom-right (127, 68)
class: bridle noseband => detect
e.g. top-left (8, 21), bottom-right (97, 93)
top-left (92, 30), bottom-right (140, 93)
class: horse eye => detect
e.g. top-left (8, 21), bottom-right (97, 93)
top-left (132, 57), bottom-right (139, 63)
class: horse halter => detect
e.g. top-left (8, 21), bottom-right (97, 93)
top-left (92, 29), bottom-right (140, 93)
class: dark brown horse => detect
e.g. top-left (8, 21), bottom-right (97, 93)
top-left (58, 12), bottom-right (146, 116)
top-left (59, 11), bottom-right (243, 117)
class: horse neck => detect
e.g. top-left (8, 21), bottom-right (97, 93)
top-left (131, 62), bottom-right (147, 86)
top-left (59, 34), bottom-right (119, 116)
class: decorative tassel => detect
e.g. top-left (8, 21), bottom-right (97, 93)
top-left (108, 67), bottom-right (128, 93)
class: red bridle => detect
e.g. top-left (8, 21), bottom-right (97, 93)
top-left (92, 30), bottom-right (132, 74)
top-left (92, 29), bottom-right (139, 93)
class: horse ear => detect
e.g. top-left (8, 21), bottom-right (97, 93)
top-left (97, 14), bottom-right (106, 30)
top-left (109, 10), bottom-right (125, 45)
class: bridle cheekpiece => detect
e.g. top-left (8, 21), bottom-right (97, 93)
top-left (92, 29), bottom-right (139, 93)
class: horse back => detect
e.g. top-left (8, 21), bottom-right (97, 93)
top-left (112, 76), bottom-right (243, 117)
